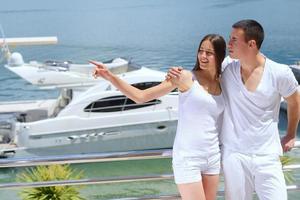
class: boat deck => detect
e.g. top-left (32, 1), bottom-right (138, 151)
top-left (0, 99), bottom-right (56, 113)
top-left (0, 143), bottom-right (16, 148)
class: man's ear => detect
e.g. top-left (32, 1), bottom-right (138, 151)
top-left (248, 40), bottom-right (257, 49)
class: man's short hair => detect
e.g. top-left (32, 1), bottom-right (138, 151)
top-left (233, 19), bottom-right (264, 49)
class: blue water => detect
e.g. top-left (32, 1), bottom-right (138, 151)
top-left (0, 0), bottom-right (300, 199)
top-left (1, 0), bottom-right (300, 101)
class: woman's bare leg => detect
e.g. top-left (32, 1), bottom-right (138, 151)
top-left (177, 181), bottom-right (206, 200)
top-left (202, 174), bottom-right (219, 200)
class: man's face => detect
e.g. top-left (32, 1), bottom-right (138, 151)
top-left (228, 28), bottom-right (249, 59)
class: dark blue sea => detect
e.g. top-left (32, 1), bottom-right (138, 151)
top-left (0, 0), bottom-right (300, 199)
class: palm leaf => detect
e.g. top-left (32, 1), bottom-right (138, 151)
top-left (16, 164), bottom-right (85, 200)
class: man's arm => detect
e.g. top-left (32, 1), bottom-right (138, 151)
top-left (281, 88), bottom-right (300, 152)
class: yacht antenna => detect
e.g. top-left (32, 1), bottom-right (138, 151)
top-left (0, 25), bottom-right (11, 61)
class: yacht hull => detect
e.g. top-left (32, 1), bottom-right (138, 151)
top-left (12, 120), bottom-right (177, 158)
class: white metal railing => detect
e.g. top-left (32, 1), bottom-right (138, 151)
top-left (0, 174), bottom-right (174, 189)
top-left (0, 149), bottom-right (172, 168)
top-left (1, 141), bottom-right (299, 168)
top-left (0, 141), bottom-right (300, 199)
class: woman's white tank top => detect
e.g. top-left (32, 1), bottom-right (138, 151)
top-left (173, 78), bottom-right (225, 157)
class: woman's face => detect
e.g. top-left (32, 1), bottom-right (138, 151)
top-left (197, 40), bottom-right (216, 71)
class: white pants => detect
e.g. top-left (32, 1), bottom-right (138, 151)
top-left (222, 150), bottom-right (287, 200)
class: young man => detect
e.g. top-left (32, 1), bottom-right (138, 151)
top-left (221, 19), bottom-right (300, 199)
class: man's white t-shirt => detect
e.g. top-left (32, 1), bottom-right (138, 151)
top-left (221, 56), bottom-right (298, 155)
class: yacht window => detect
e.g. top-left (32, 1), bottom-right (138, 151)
top-left (84, 95), bottom-right (161, 112)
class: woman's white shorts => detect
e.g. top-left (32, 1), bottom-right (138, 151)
top-left (172, 152), bottom-right (220, 184)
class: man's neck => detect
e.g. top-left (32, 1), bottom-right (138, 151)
top-left (239, 52), bottom-right (266, 90)
top-left (240, 52), bottom-right (265, 72)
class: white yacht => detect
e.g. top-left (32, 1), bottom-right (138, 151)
top-left (5, 52), bottom-right (131, 89)
top-left (0, 37), bottom-right (178, 158)
top-left (0, 58), bottom-right (179, 158)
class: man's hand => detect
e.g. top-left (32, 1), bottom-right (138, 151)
top-left (281, 135), bottom-right (296, 152)
top-left (166, 66), bottom-right (183, 86)
top-left (166, 66), bottom-right (194, 92)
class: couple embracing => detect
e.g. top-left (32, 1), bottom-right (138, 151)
top-left (92, 19), bottom-right (300, 200)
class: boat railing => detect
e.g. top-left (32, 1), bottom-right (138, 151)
top-left (0, 141), bottom-right (300, 199)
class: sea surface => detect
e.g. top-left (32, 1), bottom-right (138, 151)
top-left (0, 0), bottom-right (300, 199)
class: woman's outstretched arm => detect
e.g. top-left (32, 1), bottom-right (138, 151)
top-left (90, 60), bottom-right (177, 104)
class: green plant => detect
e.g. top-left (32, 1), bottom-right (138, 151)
top-left (16, 164), bottom-right (85, 200)
top-left (280, 155), bottom-right (296, 184)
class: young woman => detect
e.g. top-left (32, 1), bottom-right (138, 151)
top-left (91, 34), bottom-right (226, 200)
